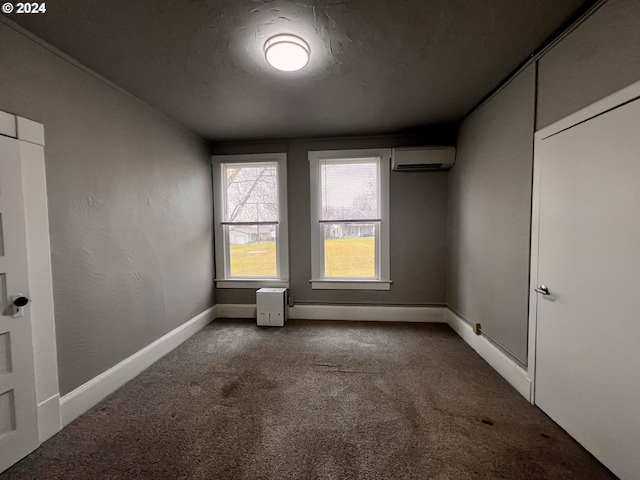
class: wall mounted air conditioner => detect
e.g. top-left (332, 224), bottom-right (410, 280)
top-left (391, 146), bottom-right (456, 171)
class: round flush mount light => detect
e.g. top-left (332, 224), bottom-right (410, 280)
top-left (264, 34), bottom-right (310, 72)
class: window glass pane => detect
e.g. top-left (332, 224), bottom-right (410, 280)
top-left (227, 224), bottom-right (277, 277)
top-left (323, 223), bottom-right (376, 278)
top-left (225, 163), bottom-right (278, 223)
top-left (320, 159), bottom-right (379, 220)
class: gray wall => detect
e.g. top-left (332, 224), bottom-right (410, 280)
top-left (447, 65), bottom-right (536, 365)
top-left (447, 0), bottom-right (640, 366)
top-left (0, 23), bottom-right (215, 395)
top-left (537, 0), bottom-right (640, 129)
top-left (213, 131), bottom-right (454, 306)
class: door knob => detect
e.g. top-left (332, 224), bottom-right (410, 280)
top-left (13, 296), bottom-right (29, 307)
top-left (535, 285), bottom-right (550, 295)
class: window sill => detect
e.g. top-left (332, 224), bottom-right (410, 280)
top-left (310, 280), bottom-right (392, 291)
top-left (216, 279), bottom-right (289, 289)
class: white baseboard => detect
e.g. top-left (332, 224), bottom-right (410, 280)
top-left (290, 304), bottom-right (448, 323)
top-left (446, 309), bottom-right (532, 401)
top-left (60, 306), bottom-right (216, 427)
top-left (37, 394), bottom-right (61, 443)
top-left (214, 303), bottom-right (448, 323)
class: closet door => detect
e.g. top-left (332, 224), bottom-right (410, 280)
top-left (534, 97), bottom-right (640, 479)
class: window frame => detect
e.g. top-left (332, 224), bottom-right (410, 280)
top-left (308, 148), bottom-right (392, 290)
top-left (212, 153), bottom-right (289, 289)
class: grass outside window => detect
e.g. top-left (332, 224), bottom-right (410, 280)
top-left (229, 237), bottom-right (375, 278)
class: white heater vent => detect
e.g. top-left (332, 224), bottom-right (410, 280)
top-left (391, 146), bottom-right (456, 171)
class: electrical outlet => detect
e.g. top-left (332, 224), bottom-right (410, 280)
top-left (288, 296), bottom-right (295, 307)
top-left (472, 323), bottom-right (481, 335)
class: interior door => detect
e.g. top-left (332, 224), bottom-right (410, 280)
top-left (534, 98), bottom-right (640, 479)
top-left (0, 135), bottom-right (39, 472)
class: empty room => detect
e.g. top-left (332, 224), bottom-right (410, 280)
top-left (0, 0), bottom-right (638, 478)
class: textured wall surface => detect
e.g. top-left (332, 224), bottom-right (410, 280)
top-left (212, 131), bottom-right (454, 306)
top-left (537, 0), bottom-right (640, 129)
top-left (448, 65), bottom-right (536, 365)
top-left (0, 23), bottom-right (215, 395)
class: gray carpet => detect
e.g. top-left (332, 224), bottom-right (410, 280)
top-left (3, 319), bottom-right (615, 479)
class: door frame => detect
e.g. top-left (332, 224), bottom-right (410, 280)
top-left (527, 78), bottom-right (640, 404)
top-left (0, 110), bottom-right (61, 447)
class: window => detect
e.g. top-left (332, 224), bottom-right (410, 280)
top-left (212, 153), bottom-right (288, 288)
top-left (309, 148), bottom-right (391, 290)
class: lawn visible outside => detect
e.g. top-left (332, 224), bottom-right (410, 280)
top-left (230, 242), bottom-right (276, 277)
top-left (324, 237), bottom-right (375, 278)
top-left (229, 237), bottom-right (375, 278)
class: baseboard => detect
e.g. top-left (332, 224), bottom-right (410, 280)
top-left (60, 306), bottom-right (216, 427)
top-left (214, 303), bottom-right (448, 323)
top-left (446, 309), bottom-right (532, 401)
top-left (37, 394), bottom-right (61, 443)
top-left (290, 304), bottom-right (448, 322)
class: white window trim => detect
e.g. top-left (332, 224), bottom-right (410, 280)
top-left (308, 148), bottom-right (391, 291)
top-left (212, 153), bottom-right (289, 289)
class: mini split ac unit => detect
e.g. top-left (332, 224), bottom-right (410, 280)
top-left (391, 146), bottom-right (456, 171)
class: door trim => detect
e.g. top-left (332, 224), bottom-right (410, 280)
top-left (527, 151), bottom-right (542, 404)
top-left (1, 110), bottom-right (61, 445)
top-left (528, 78), bottom-right (640, 405)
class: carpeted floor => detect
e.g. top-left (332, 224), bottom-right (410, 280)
top-left (3, 319), bottom-right (615, 479)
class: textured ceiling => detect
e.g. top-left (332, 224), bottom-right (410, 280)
top-left (13, 0), bottom-right (591, 141)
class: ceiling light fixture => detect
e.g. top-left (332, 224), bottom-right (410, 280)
top-left (264, 34), bottom-right (310, 72)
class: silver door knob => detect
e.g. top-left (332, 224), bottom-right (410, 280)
top-left (535, 285), bottom-right (550, 295)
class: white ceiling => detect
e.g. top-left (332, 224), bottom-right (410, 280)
top-left (13, 0), bottom-right (592, 141)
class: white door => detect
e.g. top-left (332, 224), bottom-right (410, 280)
top-left (0, 135), bottom-right (39, 472)
top-left (534, 98), bottom-right (640, 479)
